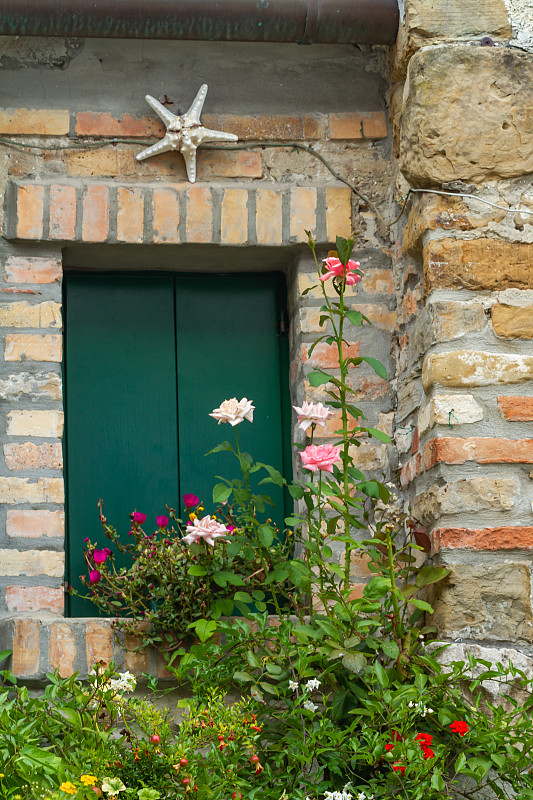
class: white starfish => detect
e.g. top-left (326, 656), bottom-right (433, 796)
top-left (136, 84), bottom-right (238, 182)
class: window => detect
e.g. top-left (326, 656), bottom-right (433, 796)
top-left (64, 272), bottom-right (290, 615)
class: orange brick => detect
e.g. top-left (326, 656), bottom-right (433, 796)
top-left (5, 334), bottom-right (62, 362)
top-left (185, 186), bottom-right (213, 243)
top-left (221, 188), bottom-right (248, 244)
top-left (6, 585), bottom-right (63, 613)
top-left (4, 442), bottom-right (63, 470)
top-left (498, 396), bottom-right (533, 421)
top-left (302, 340), bottom-right (360, 368)
top-left (117, 187), bottom-right (144, 243)
top-left (66, 148), bottom-right (135, 177)
top-left (0, 108), bottom-right (69, 135)
top-left (290, 187), bottom-right (317, 242)
top-left (153, 187), bottom-right (180, 244)
top-left (5, 256), bottom-right (61, 284)
top-left (256, 188), bottom-right (283, 245)
top-left (82, 184), bottom-right (109, 242)
top-left (350, 303), bottom-right (397, 332)
top-left (16, 184), bottom-right (44, 239)
top-left (400, 451), bottom-right (423, 487)
top-left (124, 631), bottom-right (150, 675)
top-left (329, 111), bottom-right (388, 140)
top-left (86, 621), bottom-right (114, 670)
top-left (49, 185), bottom-right (76, 240)
top-left (50, 622), bottom-right (76, 678)
top-left (203, 114), bottom-right (321, 140)
top-left (197, 150), bottom-right (261, 179)
top-left (7, 509), bottom-right (64, 539)
top-left (75, 111), bottom-right (164, 138)
top-left (12, 619), bottom-right (40, 677)
top-left (325, 187), bottom-right (352, 241)
top-left (424, 437), bottom-right (533, 468)
top-left (434, 526), bottom-right (533, 552)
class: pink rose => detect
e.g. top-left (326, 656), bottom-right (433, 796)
top-left (293, 401), bottom-right (334, 433)
top-left (157, 515), bottom-right (169, 527)
top-left (183, 494), bottom-right (199, 508)
top-left (319, 257), bottom-right (362, 286)
top-left (89, 569), bottom-right (101, 584)
top-left (183, 515), bottom-right (229, 547)
top-left (132, 511), bottom-right (147, 524)
top-left (93, 549), bottom-right (108, 565)
top-left (300, 444), bottom-right (341, 473)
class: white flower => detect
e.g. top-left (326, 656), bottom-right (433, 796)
top-left (183, 515), bottom-right (229, 546)
top-left (209, 397), bottom-right (255, 426)
top-left (408, 701), bottom-right (415, 708)
top-left (303, 700), bottom-right (318, 713)
top-left (293, 401), bottom-right (334, 433)
top-left (288, 679), bottom-right (299, 691)
top-left (305, 678), bottom-right (321, 692)
top-left (356, 793), bottom-right (366, 800)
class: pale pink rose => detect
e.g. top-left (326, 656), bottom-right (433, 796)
top-left (183, 515), bottom-right (229, 546)
top-left (293, 401), bottom-right (334, 433)
top-left (319, 257), bottom-right (361, 286)
top-left (300, 443), bottom-right (342, 473)
top-left (209, 397), bottom-right (255, 426)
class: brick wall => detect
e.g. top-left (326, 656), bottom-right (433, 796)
top-left (0, 41), bottom-right (397, 678)
top-left (392, 1), bottom-right (533, 657)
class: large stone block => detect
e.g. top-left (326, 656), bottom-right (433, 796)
top-left (400, 47), bottom-right (533, 186)
top-left (423, 351), bottom-right (533, 390)
top-left (414, 477), bottom-right (517, 523)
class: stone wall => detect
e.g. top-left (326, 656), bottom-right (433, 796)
top-left (392, 0), bottom-right (533, 658)
top-left (0, 39), bottom-right (397, 678)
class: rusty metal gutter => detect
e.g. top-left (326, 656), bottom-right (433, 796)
top-left (0, 0), bottom-right (398, 44)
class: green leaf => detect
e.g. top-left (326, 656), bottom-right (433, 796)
top-left (357, 480), bottom-right (381, 499)
top-left (342, 652), bottom-right (366, 673)
top-left (213, 571), bottom-right (244, 588)
top-left (360, 356), bottom-right (387, 379)
top-left (0, 649), bottom-right (11, 663)
top-left (363, 577), bottom-right (392, 600)
top-left (212, 483), bottom-right (232, 504)
top-left (365, 427), bottom-right (391, 443)
top-left (246, 650), bottom-right (260, 669)
top-left (239, 452), bottom-right (254, 472)
top-left (373, 662), bottom-right (389, 688)
top-left (308, 370), bottom-right (333, 387)
top-left (234, 592), bottom-right (252, 604)
top-left (257, 462), bottom-right (285, 487)
top-left (382, 641), bottom-right (399, 661)
top-left (415, 566), bottom-right (451, 588)
top-left (288, 483), bottom-right (304, 500)
top-left (56, 707), bottom-right (79, 726)
top-left (293, 624), bottom-right (321, 642)
top-left (345, 310), bottom-right (364, 327)
top-left (233, 670), bottom-right (253, 683)
top-left (408, 598), bottom-right (434, 613)
top-left (326, 516), bottom-right (340, 537)
top-left (336, 235), bottom-right (354, 266)
top-left (188, 619), bottom-right (218, 642)
top-left (455, 753), bottom-right (467, 773)
top-left (430, 773), bottom-right (445, 792)
top-left (258, 524), bottom-right (275, 548)
top-left (207, 441), bottom-right (233, 454)
top-left (188, 565), bottom-right (208, 577)
top-left (213, 598), bottom-right (234, 616)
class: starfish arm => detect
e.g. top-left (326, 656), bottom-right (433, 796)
top-left (144, 95), bottom-right (179, 128)
top-left (184, 83), bottom-right (208, 126)
top-left (136, 136), bottom-right (174, 161)
top-left (181, 146), bottom-right (198, 183)
top-left (196, 128), bottom-right (239, 145)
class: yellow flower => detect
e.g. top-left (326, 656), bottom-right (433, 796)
top-left (189, 512), bottom-right (197, 521)
top-left (197, 505), bottom-right (204, 513)
top-left (80, 774), bottom-right (97, 786)
top-left (59, 781), bottom-right (77, 795)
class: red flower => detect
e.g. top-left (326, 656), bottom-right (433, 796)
top-left (422, 747), bottom-right (435, 759)
top-left (415, 733), bottom-right (433, 746)
top-left (449, 720), bottom-right (469, 737)
top-left (392, 762), bottom-right (406, 776)
top-left (385, 743), bottom-right (395, 752)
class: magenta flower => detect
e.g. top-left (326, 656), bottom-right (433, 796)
top-left (320, 256), bottom-right (362, 286)
top-left (226, 525), bottom-right (236, 533)
top-left (132, 511), bottom-right (147, 524)
top-left (93, 549), bottom-right (108, 565)
top-left (89, 569), bottom-right (101, 584)
top-left (300, 443), bottom-right (342, 473)
top-left (157, 515), bottom-right (169, 528)
top-left (183, 494), bottom-right (200, 508)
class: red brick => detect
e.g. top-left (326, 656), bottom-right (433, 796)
top-left (400, 451), bottom-right (423, 487)
top-left (302, 341), bottom-right (360, 369)
top-left (17, 184), bottom-right (44, 239)
top-left (75, 111), bottom-right (164, 138)
top-left (329, 111), bottom-right (388, 140)
top-left (81, 184), bottom-right (109, 242)
top-left (49, 185), bottom-right (77, 240)
top-left (6, 585), bottom-right (63, 613)
top-left (152, 187), bottom-right (180, 244)
top-left (117, 187), bottom-right (144, 243)
top-left (203, 113), bottom-right (321, 140)
top-left (7, 509), bottom-right (64, 539)
top-left (424, 437), bottom-right (533, 467)
top-left (4, 442), bottom-right (63, 470)
top-left (434, 526), bottom-right (533, 552)
top-left (5, 256), bottom-right (61, 284)
top-left (12, 619), bottom-right (40, 676)
top-left (86, 621), bottom-right (114, 670)
top-left (498, 396), bottom-right (533, 421)
top-left (185, 186), bottom-right (213, 243)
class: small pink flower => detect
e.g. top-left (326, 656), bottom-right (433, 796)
top-left (89, 569), bottom-right (101, 584)
top-left (293, 401), bottom-right (334, 433)
top-left (132, 511), bottom-right (147, 524)
top-left (157, 515), bottom-right (169, 527)
top-left (183, 494), bottom-right (200, 508)
top-left (93, 549), bottom-right (108, 565)
top-left (320, 256), bottom-right (362, 286)
top-left (183, 515), bottom-right (229, 547)
top-left (226, 525), bottom-right (236, 533)
top-left (83, 537), bottom-right (89, 543)
top-left (300, 444), bottom-right (341, 473)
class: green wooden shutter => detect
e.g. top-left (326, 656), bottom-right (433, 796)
top-left (64, 271), bottom-right (289, 616)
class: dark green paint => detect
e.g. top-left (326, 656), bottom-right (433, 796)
top-left (64, 272), bottom-right (290, 616)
